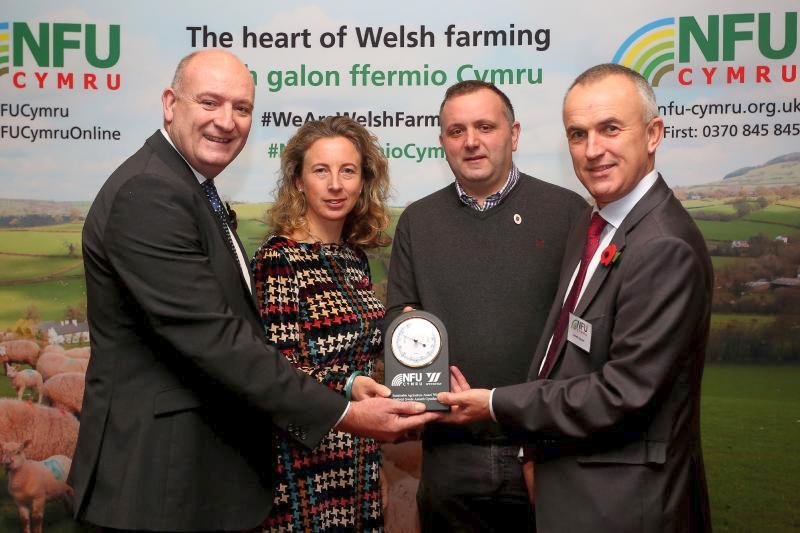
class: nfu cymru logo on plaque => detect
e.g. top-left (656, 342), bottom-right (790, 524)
top-left (384, 310), bottom-right (450, 411)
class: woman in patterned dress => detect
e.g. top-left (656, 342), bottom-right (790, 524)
top-left (252, 116), bottom-right (392, 532)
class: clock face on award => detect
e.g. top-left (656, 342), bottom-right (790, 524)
top-left (391, 317), bottom-right (442, 368)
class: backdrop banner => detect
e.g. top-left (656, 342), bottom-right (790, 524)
top-left (1, 1), bottom-right (798, 531)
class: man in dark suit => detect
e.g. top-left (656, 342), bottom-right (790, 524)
top-left (437, 64), bottom-right (713, 532)
top-left (69, 49), bottom-right (435, 531)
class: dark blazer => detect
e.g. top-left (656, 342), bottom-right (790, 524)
top-left (494, 177), bottom-right (713, 533)
top-left (69, 131), bottom-right (347, 531)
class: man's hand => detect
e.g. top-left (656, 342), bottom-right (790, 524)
top-left (449, 365), bottom-right (471, 393)
top-left (336, 397), bottom-right (441, 442)
top-left (436, 388), bottom-right (493, 424)
top-left (436, 367), bottom-right (491, 424)
top-left (351, 375), bottom-right (391, 401)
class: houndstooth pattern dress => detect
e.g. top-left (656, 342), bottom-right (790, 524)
top-left (251, 235), bottom-right (384, 532)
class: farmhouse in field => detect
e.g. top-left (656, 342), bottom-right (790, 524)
top-left (39, 320), bottom-right (90, 345)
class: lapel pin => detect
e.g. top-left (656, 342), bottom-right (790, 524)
top-left (513, 213), bottom-right (522, 225)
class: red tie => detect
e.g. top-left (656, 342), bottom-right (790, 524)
top-left (539, 213), bottom-right (608, 378)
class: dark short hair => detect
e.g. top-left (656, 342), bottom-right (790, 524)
top-left (439, 80), bottom-right (515, 125)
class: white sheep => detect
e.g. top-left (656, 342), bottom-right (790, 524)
top-left (0, 399), bottom-right (79, 460)
top-left (42, 373), bottom-right (85, 416)
top-left (4, 364), bottom-right (43, 403)
top-left (39, 345), bottom-right (65, 356)
top-left (0, 340), bottom-right (41, 367)
top-left (64, 346), bottom-right (90, 360)
top-left (1, 440), bottom-right (73, 533)
top-left (34, 352), bottom-right (88, 381)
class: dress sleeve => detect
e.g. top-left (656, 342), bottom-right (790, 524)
top-left (252, 242), bottom-right (304, 367)
top-left (251, 242), bottom-right (346, 391)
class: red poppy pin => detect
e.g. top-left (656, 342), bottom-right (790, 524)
top-left (600, 244), bottom-right (623, 267)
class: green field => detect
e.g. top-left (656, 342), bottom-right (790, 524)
top-left (689, 203), bottom-right (739, 216)
top-left (743, 204), bottom-right (800, 228)
top-left (387, 207), bottom-right (403, 237)
top-left (683, 200), bottom-right (724, 209)
top-left (701, 364), bottom-right (800, 532)
top-left (230, 201), bottom-right (270, 221)
top-left (694, 219), bottom-right (800, 241)
top-left (367, 254), bottom-right (388, 283)
top-left (235, 218), bottom-right (270, 259)
top-left (0, 277), bottom-right (86, 326)
top-left (0, 255), bottom-right (83, 282)
top-left (711, 313), bottom-right (776, 328)
top-left (710, 256), bottom-right (757, 269)
top-left (0, 228), bottom-right (82, 255)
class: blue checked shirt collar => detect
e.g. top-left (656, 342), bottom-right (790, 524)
top-left (455, 164), bottom-right (520, 212)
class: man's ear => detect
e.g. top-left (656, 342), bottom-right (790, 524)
top-left (646, 117), bottom-right (664, 155)
top-left (162, 88), bottom-right (177, 126)
top-left (510, 121), bottom-right (521, 152)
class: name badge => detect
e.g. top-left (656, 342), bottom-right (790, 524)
top-left (567, 313), bottom-right (592, 352)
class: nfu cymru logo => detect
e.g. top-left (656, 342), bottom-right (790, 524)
top-left (390, 372), bottom-right (442, 387)
top-left (0, 22), bottom-right (121, 91)
top-left (613, 12), bottom-right (798, 86)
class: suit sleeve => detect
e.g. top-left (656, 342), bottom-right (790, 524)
top-left (104, 174), bottom-right (346, 447)
top-left (493, 236), bottom-right (709, 439)
top-left (385, 210), bottom-right (421, 327)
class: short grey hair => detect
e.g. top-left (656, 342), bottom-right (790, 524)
top-left (170, 51), bottom-right (204, 93)
top-left (566, 63), bottom-right (658, 123)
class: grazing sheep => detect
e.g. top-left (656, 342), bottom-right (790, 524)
top-left (5, 364), bottom-right (43, 403)
top-left (42, 373), bottom-right (85, 416)
top-left (40, 345), bottom-right (65, 356)
top-left (64, 346), bottom-right (90, 360)
top-left (0, 399), bottom-right (79, 460)
top-left (34, 352), bottom-right (88, 381)
top-left (0, 340), bottom-right (41, 367)
top-left (1, 440), bottom-right (73, 533)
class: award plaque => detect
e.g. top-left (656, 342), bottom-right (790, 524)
top-left (384, 310), bottom-right (450, 411)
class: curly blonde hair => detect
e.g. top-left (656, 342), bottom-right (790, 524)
top-left (268, 116), bottom-right (391, 249)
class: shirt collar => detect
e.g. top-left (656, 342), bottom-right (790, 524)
top-left (455, 164), bottom-right (520, 211)
top-left (160, 128), bottom-right (207, 185)
top-left (596, 169), bottom-right (659, 229)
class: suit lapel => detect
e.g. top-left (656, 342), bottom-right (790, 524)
top-left (146, 131), bottom-right (258, 307)
top-left (571, 231), bottom-right (626, 317)
top-left (540, 176), bottom-right (673, 379)
top-left (573, 177), bottom-right (672, 317)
